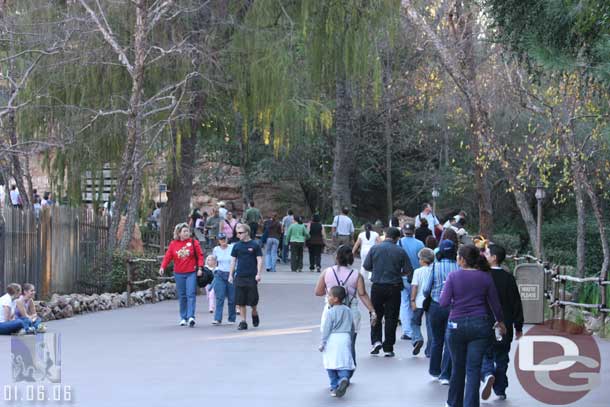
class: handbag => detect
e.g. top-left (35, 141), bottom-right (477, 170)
top-left (197, 267), bottom-right (214, 288)
top-left (190, 238), bottom-right (213, 288)
top-left (422, 263), bottom-right (435, 312)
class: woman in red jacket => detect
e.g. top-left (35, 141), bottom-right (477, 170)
top-left (159, 223), bottom-right (204, 327)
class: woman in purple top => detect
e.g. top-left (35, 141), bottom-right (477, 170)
top-left (440, 244), bottom-right (506, 407)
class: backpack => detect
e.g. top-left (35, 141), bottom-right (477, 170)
top-left (330, 267), bottom-right (357, 307)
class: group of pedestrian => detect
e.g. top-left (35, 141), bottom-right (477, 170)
top-left (160, 218), bottom-right (263, 331)
top-left (312, 202), bottom-right (523, 405)
top-left (0, 283), bottom-right (46, 335)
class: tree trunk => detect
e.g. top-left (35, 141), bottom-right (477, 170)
top-left (511, 186), bottom-right (538, 255)
top-left (118, 0), bottom-right (147, 251)
top-left (331, 77), bottom-right (353, 215)
top-left (24, 155), bottom-right (34, 203)
top-left (573, 179), bottom-right (586, 300)
top-left (7, 110), bottom-right (30, 208)
top-left (164, 93), bottom-right (202, 233)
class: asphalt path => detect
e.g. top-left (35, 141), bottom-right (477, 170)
top-left (1, 254), bottom-right (609, 406)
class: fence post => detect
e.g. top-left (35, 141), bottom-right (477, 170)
top-left (601, 278), bottom-right (607, 338)
top-left (560, 266), bottom-right (566, 327)
top-left (126, 259), bottom-right (133, 307)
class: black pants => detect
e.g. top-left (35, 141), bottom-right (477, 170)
top-left (249, 222), bottom-right (258, 239)
top-left (290, 242), bottom-right (304, 271)
top-left (308, 244), bottom-right (323, 270)
top-left (370, 283), bottom-right (403, 352)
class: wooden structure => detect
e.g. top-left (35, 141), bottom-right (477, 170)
top-left (0, 205), bottom-right (110, 297)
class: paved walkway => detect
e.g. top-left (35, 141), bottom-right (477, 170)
top-left (1, 254), bottom-right (609, 406)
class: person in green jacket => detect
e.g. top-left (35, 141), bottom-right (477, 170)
top-left (285, 216), bottom-right (310, 272)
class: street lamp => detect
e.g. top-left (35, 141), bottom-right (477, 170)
top-left (535, 181), bottom-right (546, 259)
top-left (432, 186), bottom-right (440, 215)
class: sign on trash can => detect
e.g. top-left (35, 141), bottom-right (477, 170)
top-left (514, 263), bottom-right (545, 324)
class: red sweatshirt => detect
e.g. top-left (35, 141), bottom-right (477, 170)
top-left (160, 239), bottom-right (204, 273)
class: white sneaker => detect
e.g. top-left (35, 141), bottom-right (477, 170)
top-left (481, 375), bottom-right (495, 400)
top-left (212, 320), bottom-right (221, 325)
top-left (188, 317), bottom-right (196, 328)
top-left (439, 379), bottom-right (450, 385)
top-left (179, 319), bottom-right (187, 326)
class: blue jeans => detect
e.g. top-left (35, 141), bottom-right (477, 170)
top-left (429, 301), bottom-right (452, 380)
top-left (411, 308), bottom-right (424, 343)
top-left (213, 271), bottom-right (236, 322)
top-left (425, 311), bottom-right (432, 357)
top-left (326, 369), bottom-right (351, 390)
top-left (0, 320), bottom-right (25, 335)
top-left (481, 340), bottom-right (511, 396)
top-left (19, 317), bottom-right (41, 332)
top-left (400, 278), bottom-right (413, 336)
top-left (265, 238), bottom-right (279, 272)
top-left (174, 271), bottom-right (197, 320)
top-left (281, 236), bottom-right (290, 263)
top-left (447, 316), bottom-right (493, 407)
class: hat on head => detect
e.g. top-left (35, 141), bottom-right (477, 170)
top-left (218, 201), bottom-right (225, 207)
top-left (403, 223), bottom-right (415, 235)
top-left (439, 239), bottom-right (456, 253)
top-left (217, 233), bottom-right (227, 240)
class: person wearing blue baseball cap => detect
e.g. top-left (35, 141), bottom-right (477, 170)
top-left (422, 239), bottom-right (458, 385)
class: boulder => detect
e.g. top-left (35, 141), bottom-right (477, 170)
top-left (58, 304), bottom-right (74, 319)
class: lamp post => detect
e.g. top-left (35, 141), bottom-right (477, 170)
top-left (535, 181), bottom-right (546, 259)
top-left (432, 185), bottom-right (440, 215)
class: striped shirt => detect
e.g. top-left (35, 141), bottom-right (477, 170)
top-left (423, 259), bottom-right (458, 303)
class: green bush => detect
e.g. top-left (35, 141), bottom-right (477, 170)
top-left (109, 251), bottom-right (131, 293)
top-left (491, 233), bottom-right (522, 254)
top-left (541, 217), bottom-right (605, 276)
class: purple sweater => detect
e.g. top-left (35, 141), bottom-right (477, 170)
top-left (439, 268), bottom-right (504, 322)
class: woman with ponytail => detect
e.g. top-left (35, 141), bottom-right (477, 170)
top-left (439, 244), bottom-right (506, 407)
top-left (352, 223), bottom-right (380, 279)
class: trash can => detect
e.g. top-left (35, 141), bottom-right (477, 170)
top-left (514, 263), bottom-right (545, 324)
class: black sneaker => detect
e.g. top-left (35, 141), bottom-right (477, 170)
top-left (237, 321), bottom-right (248, 330)
top-left (413, 340), bottom-right (424, 355)
top-left (252, 314), bottom-right (260, 327)
top-left (370, 342), bottom-right (382, 355)
top-left (335, 378), bottom-right (349, 398)
top-left (400, 334), bottom-right (411, 340)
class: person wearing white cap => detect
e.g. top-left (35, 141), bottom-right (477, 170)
top-left (218, 201), bottom-right (227, 220)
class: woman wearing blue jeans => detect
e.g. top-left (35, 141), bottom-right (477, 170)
top-left (159, 223), bottom-right (204, 327)
top-left (440, 244), bottom-right (506, 407)
top-left (212, 234), bottom-right (236, 324)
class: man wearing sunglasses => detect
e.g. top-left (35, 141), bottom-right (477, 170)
top-left (229, 224), bottom-right (263, 330)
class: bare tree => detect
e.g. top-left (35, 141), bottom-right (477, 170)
top-left (76, 0), bottom-right (201, 252)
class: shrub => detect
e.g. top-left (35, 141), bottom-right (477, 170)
top-left (491, 233), bottom-right (521, 254)
top-left (542, 217), bottom-right (605, 276)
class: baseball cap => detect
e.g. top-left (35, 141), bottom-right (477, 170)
top-left (217, 233), bottom-right (227, 240)
top-left (218, 201), bottom-right (225, 206)
top-left (403, 223), bottom-right (415, 234)
top-left (439, 239), bottom-right (456, 254)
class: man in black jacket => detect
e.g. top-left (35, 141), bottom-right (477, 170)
top-left (480, 244), bottom-right (524, 401)
top-left (363, 227), bottom-right (413, 357)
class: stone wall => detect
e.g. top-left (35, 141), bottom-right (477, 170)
top-left (35, 282), bottom-right (177, 322)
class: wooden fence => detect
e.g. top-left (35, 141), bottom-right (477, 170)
top-left (0, 205), bottom-right (111, 298)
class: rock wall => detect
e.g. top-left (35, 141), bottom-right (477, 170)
top-left (35, 283), bottom-right (177, 322)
